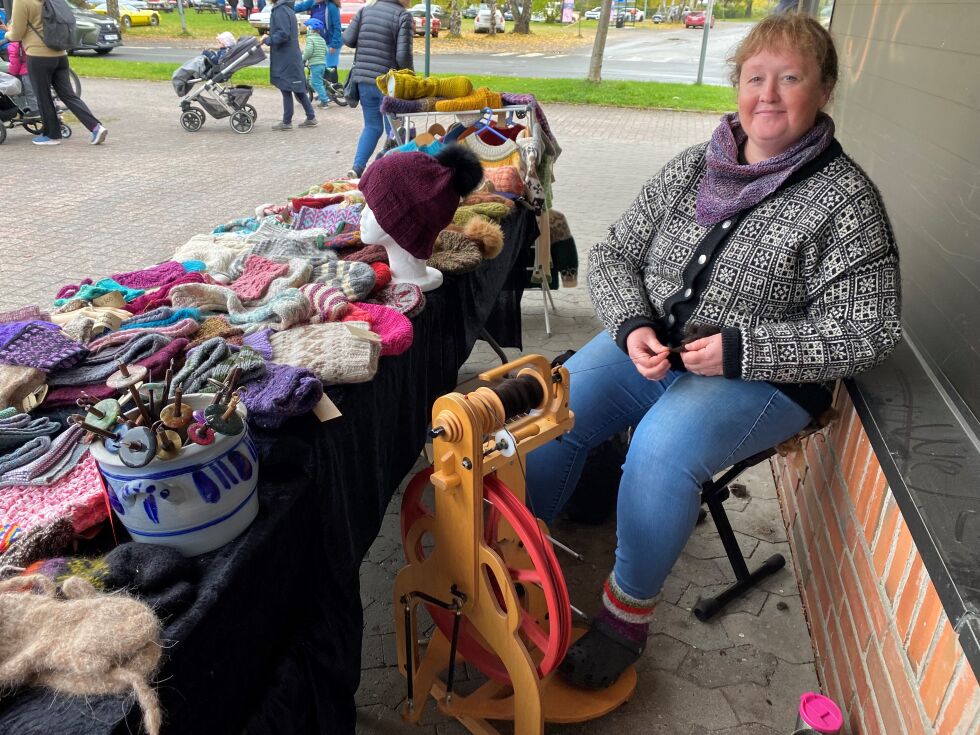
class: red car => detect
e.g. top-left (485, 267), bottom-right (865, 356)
top-left (684, 10), bottom-right (714, 28)
top-left (223, 3), bottom-right (257, 19)
top-left (340, 0), bottom-right (366, 30)
top-left (409, 9), bottom-right (440, 37)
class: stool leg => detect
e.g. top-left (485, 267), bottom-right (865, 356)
top-left (693, 553), bottom-right (785, 621)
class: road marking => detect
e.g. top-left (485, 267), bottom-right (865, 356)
top-left (518, 52), bottom-right (544, 58)
top-left (492, 51), bottom-right (518, 56)
top-left (543, 54), bottom-right (564, 59)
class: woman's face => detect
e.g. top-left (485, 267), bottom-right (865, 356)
top-left (737, 46), bottom-right (830, 162)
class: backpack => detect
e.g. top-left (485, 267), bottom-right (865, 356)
top-left (28, 0), bottom-right (77, 52)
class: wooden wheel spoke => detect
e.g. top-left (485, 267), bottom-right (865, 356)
top-left (519, 611), bottom-right (550, 651)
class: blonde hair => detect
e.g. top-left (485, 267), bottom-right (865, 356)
top-left (728, 13), bottom-right (838, 91)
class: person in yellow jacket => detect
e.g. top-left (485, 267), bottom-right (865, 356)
top-left (4, 0), bottom-right (107, 146)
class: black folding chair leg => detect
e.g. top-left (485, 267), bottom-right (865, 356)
top-left (693, 553), bottom-right (785, 621)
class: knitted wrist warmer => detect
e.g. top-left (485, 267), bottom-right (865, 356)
top-left (242, 329), bottom-right (274, 359)
top-left (86, 318), bottom-right (199, 354)
top-left (270, 322), bottom-right (380, 385)
top-left (240, 362), bottom-right (323, 429)
top-left (124, 272), bottom-right (209, 316)
top-left (0, 305), bottom-right (50, 324)
top-left (0, 436), bottom-right (52, 475)
top-left (0, 365), bottom-right (46, 412)
top-left (231, 255), bottom-right (290, 301)
top-left (188, 316), bottom-right (244, 349)
top-left (368, 282), bottom-right (426, 318)
top-left (47, 333), bottom-right (173, 388)
top-left (52, 278), bottom-right (145, 307)
top-left (351, 302), bottom-right (413, 356)
top-left (120, 307), bottom-right (203, 330)
top-left (314, 260), bottom-right (376, 301)
top-left (300, 283), bottom-right (351, 323)
top-left (111, 261), bottom-right (190, 290)
top-left (0, 322), bottom-right (88, 373)
top-left (336, 243), bottom-right (387, 265)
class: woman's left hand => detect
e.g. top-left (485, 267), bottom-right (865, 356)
top-left (680, 333), bottom-right (724, 376)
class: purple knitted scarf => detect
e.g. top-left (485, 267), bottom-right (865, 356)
top-left (695, 112), bottom-right (835, 227)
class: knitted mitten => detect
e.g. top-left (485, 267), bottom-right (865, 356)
top-left (270, 322), bottom-right (380, 385)
top-left (300, 283), bottom-right (351, 323)
top-left (229, 257), bottom-right (314, 304)
top-left (350, 301), bottom-right (413, 356)
top-left (240, 362), bottom-right (323, 429)
top-left (230, 255), bottom-right (290, 301)
top-left (434, 88), bottom-right (503, 113)
top-left (314, 260), bottom-right (377, 301)
top-left (0, 322), bottom-right (88, 373)
top-left (368, 282), bottom-right (426, 318)
top-left (188, 316), bottom-right (244, 349)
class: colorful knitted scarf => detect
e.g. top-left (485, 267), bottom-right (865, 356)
top-left (695, 111), bottom-right (835, 227)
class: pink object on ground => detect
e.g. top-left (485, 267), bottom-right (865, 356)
top-left (0, 453), bottom-right (106, 534)
top-left (798, 693), bottom-right (843, 734)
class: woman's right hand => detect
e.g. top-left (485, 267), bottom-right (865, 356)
top-left (626, 327), bottom-right (670, 381)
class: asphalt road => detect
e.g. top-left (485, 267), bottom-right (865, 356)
top-left (89, 23), bottom-right (751, 85)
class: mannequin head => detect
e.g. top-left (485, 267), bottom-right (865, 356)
top-left (360, 203), bottom-right (444, 292)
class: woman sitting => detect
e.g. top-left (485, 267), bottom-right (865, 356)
top-left (526, 13), bottom-right (902, 690)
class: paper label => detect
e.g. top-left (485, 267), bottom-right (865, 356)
top-left (344, 323), bottom-right (382, 344)
top-left (313, 393), bottom-right (342, 422)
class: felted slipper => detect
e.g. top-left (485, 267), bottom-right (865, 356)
top-left (558, 618), bottom-right (644, 690)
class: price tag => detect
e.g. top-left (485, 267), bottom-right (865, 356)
top-left (313, 393), bottom-right (342, 422)
top-left (344, 323), bottom-right (382, 343)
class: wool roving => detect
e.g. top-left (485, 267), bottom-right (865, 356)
top-left (270, 322), bottom-right (380, 385)
top-left (368, 282), bottom-right (425, 318)
top-left (230, 255), bottom-right (290, 301)
top-left (300, 283), bottom-right (351, 323)
top-left (0, 322), bottom-right (88, 373)
top-left (0, 413), bottom-right (61, 450)
top-left (21, 555), bottom-right (110, 591)
top-left (358, 146), bottom-right (484, 261)
top-left (239, 362), bottom-right (323, 429)
top-left (0, 574), bottom-right (163, 735)
top-left (350, 302), bottom-right (413, 356)
top-left (0, 365), bottom-right (45, 412)
top-left (314, 260), bottom-right (377, 301)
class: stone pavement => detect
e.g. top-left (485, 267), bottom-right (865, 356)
top-left (2, 79), bottom-right (819, 734)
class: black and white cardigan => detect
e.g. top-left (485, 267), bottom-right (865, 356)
top-left (587, 140), bottom-right (902, 416)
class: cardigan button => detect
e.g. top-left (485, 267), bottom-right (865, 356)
top-left (667, 314), bottom-right (676, 326)
top-left (684, 288), bottom-right (693, 298)
top-left (722, 220), bottom-right (732, 229)
top-left (698, 254), bottom-right (707, 264)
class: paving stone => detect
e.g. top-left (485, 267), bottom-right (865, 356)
top-left (683, 523), bottom-right (759, 561)
top-left (637, 633), bottom-right (693, 673)
top-left (690, 724), bottom-right (780, 735)
top-left (719, 659), bottom-right (820, 732)
top-left (719, 595), bottom-right (816, 665)
top-left (649, 601), bottom-right (735, 652)
top-left (356, 704), bottom-right (438, 734)
top-left (726, 497), bottom-right (788, 544)
top-left (630, 669), bottom-right (740, 729)
top-left (746, 539), bottom-right (801, 597)
top-left (668, 552), bottom-right (733, 587)
top-left (675, 644), bottom-right (778, 689)
top-left (657, 573), bottom-right (690, 606)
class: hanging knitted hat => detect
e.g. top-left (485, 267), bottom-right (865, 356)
top-left (358, 146), bottom-right (484, 261)
top-left (368, 282), bottom-right (425, 318)
top-left (270, 322), bottom-right (380, 385)
top-left (240, 362), bottom-right (323, 429)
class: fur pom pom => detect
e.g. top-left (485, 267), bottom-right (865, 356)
top-left (436, 145), bottom-right (484, 197)
top-left (463, 216), bottom-right (504, 259)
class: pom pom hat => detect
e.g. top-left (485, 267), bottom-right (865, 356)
top-left (358, 145), bottom-right (484, 261)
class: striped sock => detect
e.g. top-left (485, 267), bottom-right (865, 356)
top-left (597, 572), bottom-right (656, 646)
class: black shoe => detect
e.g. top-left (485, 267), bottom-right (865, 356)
top-left (558, 618), bottom-right (645, 690)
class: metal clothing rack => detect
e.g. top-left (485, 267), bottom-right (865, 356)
top-left (384, 104), bottom-right (557, 341)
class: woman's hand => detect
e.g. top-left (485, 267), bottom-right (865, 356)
top-left (681, 333), bottom-right (724, 376)
top-left (626, 327), bottom-right (670, 381)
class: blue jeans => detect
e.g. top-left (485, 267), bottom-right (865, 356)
top-left (525, 330), bottom-right (810, 600)
top-left (353, 81), bottom-right (390, 173)
top-left (281, 89), bottom-right (315, 124)
top-left (308, 63), bottom-right (328, 103)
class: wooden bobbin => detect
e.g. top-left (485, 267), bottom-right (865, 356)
top-left (106, 362), bottom-right (153, 426)
top-left (118, 426), bottom-right (157, 468)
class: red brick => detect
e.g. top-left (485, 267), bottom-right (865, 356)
top-left (861, 469), bottom-right (888, 544)
top-left (861, 690), bottom-right (884, 735)
top-left (872, 500), bottom-right (900, 577)
top-left (847, 694), bottom-right (868, 735)
top-left (908, 586), bottom-right (944, 673)
top-left (845, 439), bottom-right (873, 505)
top-left (840, 417), bottom-right (866, 487)
top-left (895, 557), bottom-right (926, 642)
top-left (881, 630), bottom-right (928, 734)
top-left (936, 660), bottom-right (980, 735)
top-left (919, 620), bottom-right (959, 722)
top-left (866, 641), bottom-right (910, 735)
top-left (853, 542), bottom-right (891, 637)
top-left (830, 397), bottom-right (855, 447)
top-left (885, 520), bottom-right (915, 605)
top-left (840, 556), bottom-right (873, 651)
top-left (840, 599), bottom-right (868, 689)
top-left (822, 485), bottom-right (846, 562)
top-left (828, 613), bottom-right (850, 704)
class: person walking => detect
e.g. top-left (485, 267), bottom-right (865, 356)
top-left (302, 18), bottom-right (329, 107)
top-left (4, 0), bottom-right (108, 146)
top-left (342, 0), bottom-right (413, 178)
top-left (261, 0), bottom-right (318, 130)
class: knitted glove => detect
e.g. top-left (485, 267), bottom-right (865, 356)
top-left (270, 322), bottom-right (380, 385)
top-left (0, 322), bottom-right (88, 373)
top-left (434, 88), bottom-right (502, 112)
top-left (351, 302), bottom-right (413, 356)
top-left (240, 361), bottom-right (323, 429)
top-left (52, 278), bottom-right (145, 307)
top-left (0, 365), bottom-right (46, 412)
top-left (230, 255), bottom-right (290, 301)
top-left (313, 260), bottom-right (376, 301)
top-left (300, 283), bottom-right (351, 323)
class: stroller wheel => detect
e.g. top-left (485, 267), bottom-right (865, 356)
top-left (23, 120), bottom-right (43, 135)
top-left (0, 125), bottom-right (6, 145)
top-left (60, 123), bottom-right (72, 139)
top-left (180, 108), bottom-right (205, 132)
top-left (243, 104), bottom-right (258, 122)
top-left (230, 111), bottom-right (254, 134)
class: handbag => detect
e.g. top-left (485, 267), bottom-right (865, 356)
top-left (343, 70), bottom-right (360, 108)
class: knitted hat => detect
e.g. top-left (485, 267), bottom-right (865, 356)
top-left (314, 260), bottom-right (377, 301)
top-left (240, 362), bottom-right (323, 429)
top-left (216, 30), bottom-right (236, 47)
top-left (300, 283), bottom-right (351, 323)
top-left (336, 243), bottom-right (388, 265)
top-left (0, 322), bottom-right (88, 373)
top-left (358, 146), bottom-right (484, 260)
top-left (304, 17), bottom-right (324, 30)
top-left (427, 230), bottom-right (483, 275)
top-left (270, 322), bottom-right (380, 385)
top-left (351, 301), bottom-right (413, 356)
top-left (0, 365), bottom-right (46, 412)
top-left (369, 282), bottom-right (425, 318)
top-left (231, 255), bottom-right (290, 301)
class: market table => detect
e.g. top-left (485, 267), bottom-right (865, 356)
top-left (0, 207), bottom-right (538, 735)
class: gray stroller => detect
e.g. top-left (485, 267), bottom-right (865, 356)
top-left (0, 71), bottom-right (72, 144)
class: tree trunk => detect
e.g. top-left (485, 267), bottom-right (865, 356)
top-left (744, 0), bottom-right (753, 17)
top-left (510, 0), bottom-right (531, 33)
top-left (586, 0), bottom-right (612, 82)
top-left (488, 0), bottom-right (497, 35)
top-left (107, 0), bottom-right (120, 20)
top-left (449, 0), bottom-right (461, 37)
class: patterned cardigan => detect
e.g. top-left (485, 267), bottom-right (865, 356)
top-left (587, 141), bottom-right (902, 391)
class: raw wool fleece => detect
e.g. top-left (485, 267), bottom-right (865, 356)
top-left (270, 322), bottom-right (381, 385)
top-left (0, 575), bottom-right (163, 735)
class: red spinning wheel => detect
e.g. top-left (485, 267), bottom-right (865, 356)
top-left (400, 467), bottom-right (572, 683)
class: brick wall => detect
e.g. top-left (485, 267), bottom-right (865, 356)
top-left (771, 386), bottom-right (980, 735)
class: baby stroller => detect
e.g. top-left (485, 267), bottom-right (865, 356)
top-left (172, 36), bottom-right (266, 134)
top-left (0, 71), bottom-right (71, 145)
top-left (304, 63), bottom-right (348, 107)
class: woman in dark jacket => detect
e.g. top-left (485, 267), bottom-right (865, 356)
top-left (261, 0), bottom-right (318, 130)
top-left (342, 0), bottom-right (413, 177)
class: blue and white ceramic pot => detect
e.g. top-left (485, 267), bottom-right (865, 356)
top-left (91, 393), bottom-right (259, 556)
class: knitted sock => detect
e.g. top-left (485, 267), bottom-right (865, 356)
top-left (270, 322), bottom-right (380, 385)
top-left (228, 288), bottom-right (311, 332)
top-left (188, 316), bottom-right (244, 349)
top-left (0, 436), bottom-right (52, 475)
top-left (596, 572), bottom-right (657, 647)
top-left (123, 272), bottom-right (209, 315)
top-left (0, 322), bottom-right (88, 373)
top-left (300, 283), bottom-right (351, 323)
top-left (212, 216), bottom-right (260, 235)
top-left (351, 302), bottom-right (413, 356)
top-left (336, 243), bottom-right (387, 265)
top-left (241, 222), bottom-right (339, 268)
top-left (368, 282), bottom-right (425, 318)
top-left (369, 262), bottom-right (392, 293)
top-left (434, 88), bottom-right (502, 112)
top-left (0, 365), bottom-right (46, 412)
top-left (52, 278), bottom-right (145, 307)
top-left (172, 234), bottom-right (254, 276)
top-left (205, 345), bottom-right (266, 392)
top-left (314, 260), bottom-right (376, 301)
top-left (111, 261), bottom-right (189, 290)
top-left (238, 362), bottom-right (323, 429)
top-left (120, 307), bottom-right (202, 330)
top-left (0, 407), bottom-right (18, 420)
top-left (231, 255), bottom-right (290, 301)
top-left (47, 333), bottom-right (173, 388)
top-left (0, 424), bottom-right (86, 487)
top-left (0, 413), bottom-right (61, 451)
top-left (170, 337), bottom-right (233, 395)
top-left (228, 256), bottom-right (314, 305)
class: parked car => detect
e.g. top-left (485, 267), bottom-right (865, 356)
top-left (70, 6), bottom-right (122, 54)
top-left (145, 0), bottom-right (175, 11)
top-left (684, 10), bottom-right (713, 28)
top-left (409, 8), bottom-right (440, 35)
top-left (651, 11), bottom-right (663, 22)
top-left (625, 7), bottom-right (643, 21)
top-left (462, 3), bottom-right (479, 18)
top-left (583, 5), bottom-right (601, 19)
top-left (530, 11), bottom-right (544, 21)
top-left (409, 3), bottom-right (447, 21)
top-left (584, 5), bottom-right (626, 21)
top-left (473, 3), bottom-right (504, 32)
top-left (91, 3), bottom-right (160, 27)
top-left (248, 6), bottom-right (308, 31)
top-left (340, 0), bottom-right (366, 30)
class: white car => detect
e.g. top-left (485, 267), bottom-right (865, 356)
top-left (583, 5), bottom-right (601, 19)
top-left (474, 4), bottom-right (505, 32)
top-left (248, 7), bottom-right (310, 32)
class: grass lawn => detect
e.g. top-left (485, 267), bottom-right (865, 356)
top-left (69, 57), bottom-right (736, 112)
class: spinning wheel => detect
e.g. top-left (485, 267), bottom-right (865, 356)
top-left (400, 467), bottom-right (571, 682)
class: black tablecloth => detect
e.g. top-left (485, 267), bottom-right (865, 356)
top-left (0, 208), bottom-right (538, 735)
